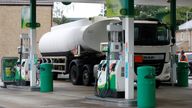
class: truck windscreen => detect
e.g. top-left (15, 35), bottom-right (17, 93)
top-left (134, 24), bottom-right (170, 45)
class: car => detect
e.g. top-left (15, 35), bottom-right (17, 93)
top-left (186, 53), bottom-right (192, 75)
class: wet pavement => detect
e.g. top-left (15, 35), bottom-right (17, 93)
top-left (0, 77), bottom-right (192, 108)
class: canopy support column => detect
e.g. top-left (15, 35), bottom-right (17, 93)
top-left (29, 0), bottom-right (37, 88)
top-left (124, 0), bottom-right (135, 100)
top-left (170, 0), bottom-right (177, 85)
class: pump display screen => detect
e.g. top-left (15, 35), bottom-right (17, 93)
top-left (134, 23), bottom-right (170, 45)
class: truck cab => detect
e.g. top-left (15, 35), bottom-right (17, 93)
top-left (96, 19), bottom-right (171, 95)
top-left (134, 20), bottom-right (171, 81)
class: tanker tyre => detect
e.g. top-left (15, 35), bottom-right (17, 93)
top-left (82, 64), bottom-right (93, 86)
top-left (70, 65), bottom-right (82, 85)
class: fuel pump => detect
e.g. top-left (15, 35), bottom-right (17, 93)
top-left (15, 33), bottom-right (30, 84)
top-left (96, 23), bottom-right (125, 98)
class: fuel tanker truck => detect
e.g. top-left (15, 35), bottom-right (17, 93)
top-left (39, 16), bottom-right (172, 86)
top-left (39, 17), bottom-right (120, 85)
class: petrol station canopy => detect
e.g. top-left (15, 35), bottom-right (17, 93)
top-left (52, 0), bottom-right (192, 6)
top-left (1, 0), bottom-right (192, 6)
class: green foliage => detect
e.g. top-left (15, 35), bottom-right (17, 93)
top-left (53, 16), bottom-right (70, 25)
top-left (135, 5), bottom-right (166, 19)
top-left (135, 5), bottom-right (192, 26)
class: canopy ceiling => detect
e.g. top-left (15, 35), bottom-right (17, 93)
top-left (1, 0), bottom-right (192, 6)
top-left (51, 0), bottom-right (192, 6)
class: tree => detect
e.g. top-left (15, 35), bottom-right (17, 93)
top-left (135, 5), bottom-right (166, 19)
top-left (135, 5), bottom-right (192, 27)
top-left (53, 2), bottom-right (72, 25)
top-left (53, 16), bottom-right (70, 25)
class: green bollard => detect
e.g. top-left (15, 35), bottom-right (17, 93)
top-left (177, 62), bottom-right (189, 87)
top-left (40, 63), bottom-right (53, 92)
top-left (137, 66), bottom-right (156, 108)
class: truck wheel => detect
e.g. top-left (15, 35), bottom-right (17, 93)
top-left (82, 64), bottom-right (93, 86)
top-left (53, 73), bottom-right (58, 80)
top-left (70, 65), bottom-right (82, 85)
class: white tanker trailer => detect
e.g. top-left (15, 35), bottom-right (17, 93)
top-left (39, 17), bottom-right (120, 85)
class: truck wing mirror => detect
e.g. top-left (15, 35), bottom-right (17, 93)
top-left (171, 38), bottom-right (175, 44)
